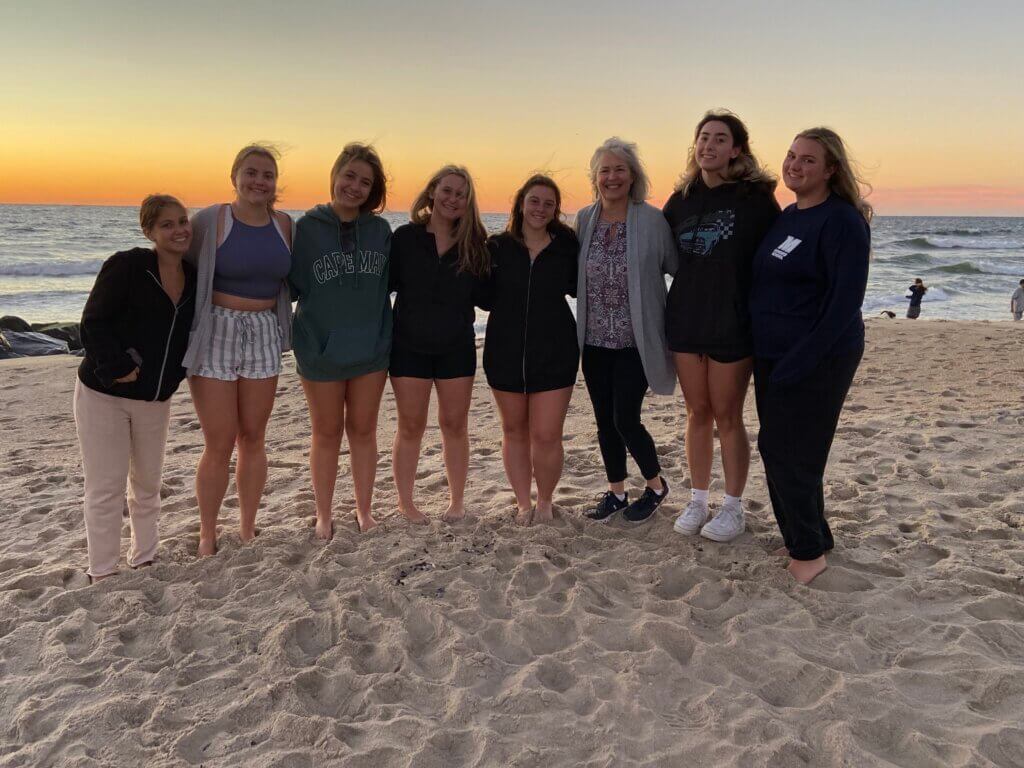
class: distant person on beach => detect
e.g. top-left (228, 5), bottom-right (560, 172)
top-left (576, 138), bottom-right (676, 525)
top-left (906, 277), bottom-right (926, 318)
top-left (183, 145), bottom-right (294, 556)
top-left (74, 195), bottom-right (196, 581)
top-left (288, 144), bottom-right (392, 536)
top-left (482, 175), bottom-right (580, 526)
top-left (749, 127), bottom-right (872, 585)
top-left (662, 110), bottom-right (781, 544)
top-left (1012, 279), bottom-right (1024, 321)
top-left (389, 166), bottom-right (490, 525)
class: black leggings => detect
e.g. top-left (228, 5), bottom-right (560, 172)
top-left (582, 345), bottom-right (661, 484)
top-left (753, 347), bottom-right (863, 561)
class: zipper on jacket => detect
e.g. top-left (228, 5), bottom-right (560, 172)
top-left (521, 255), bottom-right (535, 393)
top-left (147, 270), bottom-right (185, 402)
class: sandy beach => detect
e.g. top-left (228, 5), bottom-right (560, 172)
top-left (1, 319), bottom-right (1023, 767)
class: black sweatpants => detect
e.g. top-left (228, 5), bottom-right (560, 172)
top-left (753, 347), bottom-right (862, 561)
top-left (582, 345), bottom-right (661, 484)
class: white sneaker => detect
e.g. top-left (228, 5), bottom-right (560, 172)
top-left (700, 503), bottom-right (746, 542)
top-left (673, 500), bottom-right (709, 535)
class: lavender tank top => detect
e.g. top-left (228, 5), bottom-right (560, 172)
top-left (213, 218), bottom-right (291, 300)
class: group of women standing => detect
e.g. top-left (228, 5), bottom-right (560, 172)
top-left (73, 110), bottom-right (872, 587)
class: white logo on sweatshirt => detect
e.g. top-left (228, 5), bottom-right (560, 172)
top-left (771, 236), bottom-right (802, 260)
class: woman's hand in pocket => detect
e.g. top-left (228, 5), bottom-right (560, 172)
top-left (115, 367), bottom-right (140, 384)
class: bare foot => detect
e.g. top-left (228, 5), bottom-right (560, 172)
top-left (315, 516), bottom-right (334, 541)
top-left (772, 546), bottom-right (788, 557)
top-left (198, 537), bottom-right (217, 557)
top-left (514, 506), bottom-right (533, 527)
top-left (355, 511), bottom-right (378, 533)
top-left (89, 572), bottom-right (117, 584)
top-left (400, 505), bottom-right (430, 525)
top-left (788, 556), bottom-right (828, 585)
top-left (239, 527), bottom-right (257, 544)
top-left (442, 504), bottom-right (466, 523)
top-left (533, 501), bottom-right (554, 525)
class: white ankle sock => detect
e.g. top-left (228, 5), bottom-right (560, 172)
top-left (723, 493), bottom-right (742, 509)
top-left (613, 492), bottom-right (626, 502)
top-left (691, 488), bottom-right (709, 505)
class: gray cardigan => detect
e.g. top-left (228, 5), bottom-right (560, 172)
top-left (181, 204), bottom-right (294, 376)
top-left (574, 201), bottom-right (678, 395)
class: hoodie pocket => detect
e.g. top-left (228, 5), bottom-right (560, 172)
top-left (322, 322), bottom-right (386, 369)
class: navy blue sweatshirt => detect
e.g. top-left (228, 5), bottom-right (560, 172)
top-left (749, 195), bottom-right (870, 384)
top-left (907, 285), bottom-right (925, 307)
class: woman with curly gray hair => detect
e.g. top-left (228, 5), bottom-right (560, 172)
top-left (575, 137), bottom-right (677, 525)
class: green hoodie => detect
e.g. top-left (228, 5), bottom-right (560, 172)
top-left (288, 205), bottom-right (393, 381)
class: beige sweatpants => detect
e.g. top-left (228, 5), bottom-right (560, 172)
top-left (73, 380), bottom-right (171, 577)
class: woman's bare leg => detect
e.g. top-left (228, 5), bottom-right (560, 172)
top-left (436, 376), bottom-right (474, 522)
top-left (707, 357), bottom-right (753, 497)
top-left (493, 390), bottom-right (533, 524)
top-left (234, 376), bottom-right (278, 541)
top-left (390, 376), bottom-right (433, 523)
top-left (344, 370), bottom-right (388, 532)
top-left (674, 353), bottom-right (713, 493)
top-left (189, 376), bottom-right (239, 556)
top-left (300, 378), bottom-right (346, 539)
top-left (528, 387), bottom-right (573, 524)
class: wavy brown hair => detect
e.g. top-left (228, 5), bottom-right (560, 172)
top-left (676, 110), bottom-right (776, 197)
top-left (795, 127), bottom-right (874, 223)
top-left (330, 142), bottom-right (387, 214)
top-left (410, 165), bottom-right (490, 277)
top-left (505, 174), bottom-right (574, 242)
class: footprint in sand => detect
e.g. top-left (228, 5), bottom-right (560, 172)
top-left (755, 663), bottom-right (840, 708)
top-left (805, 567), bottom-right (875, 593)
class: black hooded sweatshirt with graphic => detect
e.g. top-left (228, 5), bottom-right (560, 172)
top-left (662, 178), bottom-right (780, 359)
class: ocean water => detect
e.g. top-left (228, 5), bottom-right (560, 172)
top-left (1, 205), bottom-right (1023, 324)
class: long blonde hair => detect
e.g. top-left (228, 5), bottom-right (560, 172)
top-left (676, 110), bottom-right (776, 196)
top-left (410, 165), bottom-right (490, 277)
top-left (795, 127), bottom-right (873, 223)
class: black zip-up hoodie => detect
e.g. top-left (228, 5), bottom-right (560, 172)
top-left (663, 178), bottom-right (780, 358)
top-left (481, 229), bottom-right (580, 393)
top-left (389, 223), bottom-right (483, 355)
top-left (78, 248), bottom-right (197, 401)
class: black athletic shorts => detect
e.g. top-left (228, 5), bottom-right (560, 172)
top-left (389, 343), bottom-right (476, 380)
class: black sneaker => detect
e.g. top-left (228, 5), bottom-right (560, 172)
top-left (623, 478), bottom-right (670, 524)
top-left (583, 491), bottom-right (629, 522)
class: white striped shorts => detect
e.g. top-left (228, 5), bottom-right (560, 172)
top-left (192, 307), bottom-right (282, 381)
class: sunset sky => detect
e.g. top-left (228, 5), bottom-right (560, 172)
top-left (2, 0), bottom-right (1022, 215)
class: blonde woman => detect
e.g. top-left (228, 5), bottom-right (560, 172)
top-left (576, 138), bottom-right (677, 525)
top-left (664, 110), bottom-right (780, 543)
top-left (389, 166), bottom-right (490, 524)
top-left (750, 127), bottom-right (872, 585)
top-left (183, 144), bottom-right (294, 556)
top-left (289, 143), bottom-right (392, 535)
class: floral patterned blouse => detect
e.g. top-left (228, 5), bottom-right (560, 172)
top-left (585, 221), bottom-right (635, 349)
